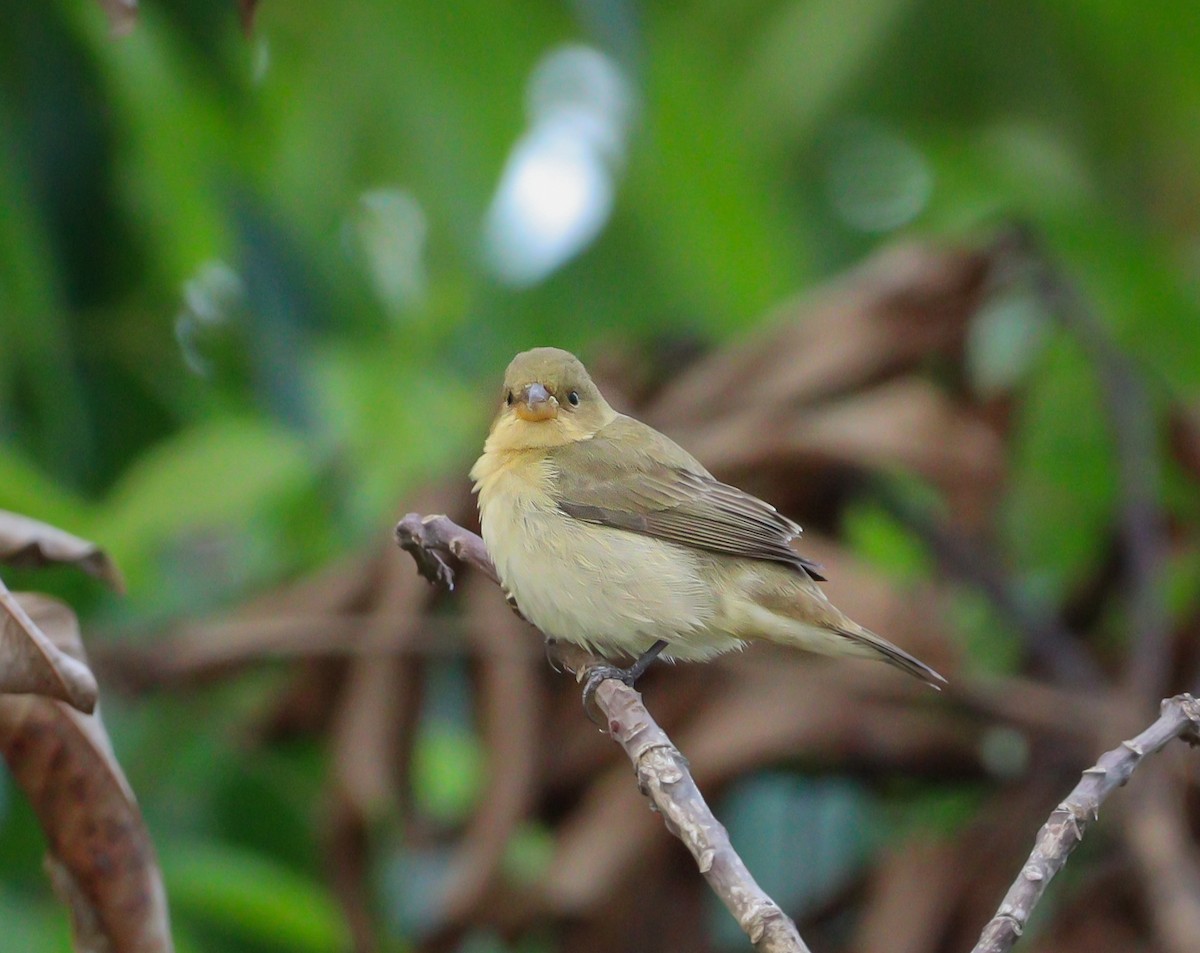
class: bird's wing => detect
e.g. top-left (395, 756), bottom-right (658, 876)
top-left (549, 416), bottom-right (826, 580)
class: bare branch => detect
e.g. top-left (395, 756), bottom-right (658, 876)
top-left (992, 228), bottom-right (1171, 697)
top-left (395, 512), bottom-right (809, 953)
top-left (971, 693), bottom-right (1200, 953)
top-left (395, 513), bottom-right (499, 588)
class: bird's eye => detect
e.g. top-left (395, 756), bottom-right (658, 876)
top-left (505, 391), bottom-right (513, 406)
top-left (567, 390), bottom-right (580, 406)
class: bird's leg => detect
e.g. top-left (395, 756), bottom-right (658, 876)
top-left (625, 639), bottom-right (669, 683)
top-left (581, 640), bottom-right (669, 724)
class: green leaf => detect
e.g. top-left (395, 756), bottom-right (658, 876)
top-left (164, 842), bottom-right (350, 953)
top-left (1004, 335), bottom-right (1117, 596)
top-left (412, 720), bottom-right (484, 825)
top-left (713, 772), bottom-right (878, 945)
top-left (93, 417), bottom-right (313, 593)
top-left (841, 500), bottom-right (933, 584)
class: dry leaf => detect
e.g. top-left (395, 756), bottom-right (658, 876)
top-left (650, 242), bottom-right (991, 423)
top-left (95, 0), bottom-right (137, 36)
top-left (434, 576), bottom-right (541, 930)
top-left (329, 546), bottom-right (431, 818)
top-left (0, 693), bottom-right (174, 953)
top-left (238, 0), bottom-right (260, 35)
top-left (0, 510), bottom-right (126, 593)
top-left (0, 595), bottom-right (173, 952)
top-left (0, 585), bottom-right (99, 713)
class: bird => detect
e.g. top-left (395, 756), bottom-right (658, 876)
top-left (470, 346), bottom-right (945, 692)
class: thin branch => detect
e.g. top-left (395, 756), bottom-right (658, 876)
top-left (971, 693), bottom-right (1200, 953)
top-left (992, 227), bottom-right (1171, 697)
top-left (875, 487), bottom-right (1105, 688)
top-left (1038, 265), bottom-right (1169, 697)
top-left (395, 513), bottom-right (500, 588)
top-left (395, 512), bottom-right (809, 953)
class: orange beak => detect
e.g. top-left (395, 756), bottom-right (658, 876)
top-left (514, 381), bottom-right (559, 421)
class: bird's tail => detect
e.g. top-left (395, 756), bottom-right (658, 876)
top-left (722, 585), bottom-right (947, 689)
top-left (835, 623), bottom-right (946, 690)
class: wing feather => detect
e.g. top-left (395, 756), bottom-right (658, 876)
top-left (550, 416), bottom-right (826, 580)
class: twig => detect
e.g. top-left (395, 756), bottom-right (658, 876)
top-left (395, 513), bottom-right (500, 588)
top-left (395, 512), bottom-right (810, 953)
top-left (992, 227), bottom-right (1171, 697)
top-left (875, 487), bottom-right (1105, 688)
top-left (400, 514), bottom-right (1200, 953)
top-left (971, 693), bottom-right (1200, 953)
top-left (1038, 263), bottom-right (1169, 697)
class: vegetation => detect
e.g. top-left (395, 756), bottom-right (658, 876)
top-left (1, 1), bottom-right (1199, 951)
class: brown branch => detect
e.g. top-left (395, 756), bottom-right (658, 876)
top-left (395, 512), bottom-right (810, 953)
top-left (874, 487), bottom-right (1105, 689)
top-left (992, 227), bottom-right (1171, 697)
top-left (971, 693), bottom-right (1200, 953)
top-left (396, 513), bottom-right (500, 589)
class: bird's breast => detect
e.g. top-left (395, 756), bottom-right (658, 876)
top-left (471, 448), bottom-right (720, 656)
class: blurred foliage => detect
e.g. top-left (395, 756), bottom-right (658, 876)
top-left (1, 0), bottom-right (1199, 950)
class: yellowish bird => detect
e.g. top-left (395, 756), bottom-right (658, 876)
top-left (470, 347), bottom-right (944, 689)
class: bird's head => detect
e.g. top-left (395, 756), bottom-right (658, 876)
top-left (486, 347), bottom-right (615, 450)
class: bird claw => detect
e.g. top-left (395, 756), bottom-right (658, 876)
top-left (581, 663), bottom-right (637, 726)
top-left (544, 638), bottom-right (563, 674)
top-left (579, 640), bottom-right (669, 727)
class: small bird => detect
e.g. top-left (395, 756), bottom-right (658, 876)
top-left (470, 347), bottom-right (945, 690)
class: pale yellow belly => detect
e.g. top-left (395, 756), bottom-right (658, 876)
top-left (477, 476), bottom-right (743, 661)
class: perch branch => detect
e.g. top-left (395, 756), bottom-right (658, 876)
top-left (971, 693), bottom-right (1200, 953)
top-left (395, 512), bottom-right (810, 953)
top-left (396, 513), bottom-right (500, 589)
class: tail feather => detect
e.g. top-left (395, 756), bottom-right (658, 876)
top-left (837, 625), bottom-right (947, 690)
top-left (722, 590), bottom-right (947, 688)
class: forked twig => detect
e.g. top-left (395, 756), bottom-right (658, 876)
top-left (971, 694), bottom-right (1200, 953)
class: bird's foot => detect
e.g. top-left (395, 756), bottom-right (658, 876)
top-left (582, 664), bottom-right (633, 726)
top-left (581, 640), bottom-right (668, 726)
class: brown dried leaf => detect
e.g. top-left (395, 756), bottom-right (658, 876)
top-left (330, 548), bottom-right (429, 819)
top-left (1122, 767), bottom-right (1200, 953)
top-left (0, 510), bottom-right (126, 593)
top-left (0, 586), bottom-right (99, 713)
top-left (675, 377), bottom-right (1004, 525)
top-left (0, 683), bottom-right (173, 951)
top-left (650, 242), bottom-right (992, 423)
top-left (543, 658), bottom-right (975, 916)
top-left (95, 0), bottom-right (137, 36)
top-left (104, 545), bottom-right (386, 691)
top-left (238, 0), bottom-right (260, 36)
top-left (329, 486), bottom-right (467, 820)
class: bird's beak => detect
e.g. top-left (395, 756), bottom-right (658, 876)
top-left (515, 381), bottom-right (559, 422)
